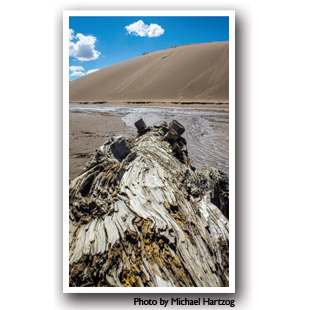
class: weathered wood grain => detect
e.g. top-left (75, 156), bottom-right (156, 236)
top-left (69, 120), bottom-right (229, 287)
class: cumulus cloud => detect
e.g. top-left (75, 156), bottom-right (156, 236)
top-left (69, 29), bottom-right (101, 61)
top-left (69, 29), bottom-right (75, 42)
top-left (69, 66), bottom-right (100, 78)
top-left (86, 69), bottom-right (100, 75)
top-left (70, 71), bottom-right (85, 77)
top-left (69, 65), bottom-right (84, 72)
top-left (125, 20), bottom-right (164, 37)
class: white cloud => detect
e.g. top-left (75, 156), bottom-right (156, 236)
top-left (125, 20), bottom-right (164, 37)
top-left (69, 66), bottom-right (84, 72)
top-left (86, 69), bottom-right (100, 75)
top-left (69, 66), bottom-right (99, 78)
top-left (147, 23), bottom-right (165, 37)
top-left (69, 29), bottom-right (75, 42)
top-left (69, 29), bottom-right (101, 61)
top-left (70, 71), bottom-right (85, 77)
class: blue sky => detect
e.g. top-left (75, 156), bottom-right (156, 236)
top-left (69, 16), bottom-right (229, 81)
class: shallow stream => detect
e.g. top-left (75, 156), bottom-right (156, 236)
top-left (70, 105), bottom-right (229, 175)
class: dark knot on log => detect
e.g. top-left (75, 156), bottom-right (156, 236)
top-left (168, 120), bottom-right (185, 136)
top-left (134, 118), bottom-right (148, 135)
top-left (110, 136), bottom-right (131, 161)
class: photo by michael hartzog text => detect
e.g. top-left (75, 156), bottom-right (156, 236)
top-left (134, 297), bottom-right (236, 307)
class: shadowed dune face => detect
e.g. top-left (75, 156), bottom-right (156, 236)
top-left (69, 42), bottom-right (229, 103)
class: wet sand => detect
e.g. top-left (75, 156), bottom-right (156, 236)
top-left (69, 103), bottom-right (229, 179)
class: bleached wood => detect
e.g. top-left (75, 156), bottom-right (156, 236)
top-left (69, 121), bottom-right (229, 287)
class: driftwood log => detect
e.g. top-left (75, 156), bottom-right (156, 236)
top-left (69, 119), bottom-right (229, 287)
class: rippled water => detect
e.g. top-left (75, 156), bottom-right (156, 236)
top-left (70, 105), bottom-right (229, 175)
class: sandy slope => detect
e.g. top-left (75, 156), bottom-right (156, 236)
top-left (69, 42), bottom-right (229, 103)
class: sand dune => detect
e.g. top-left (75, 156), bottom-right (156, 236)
top-left (69, 42), bottom-right (229, 103)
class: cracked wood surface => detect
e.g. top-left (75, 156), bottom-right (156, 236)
top-left (69, 120), bottom-right (229, 287)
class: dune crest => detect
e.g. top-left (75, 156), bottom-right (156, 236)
top-left (69, 42), bottom-right (229, 103)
